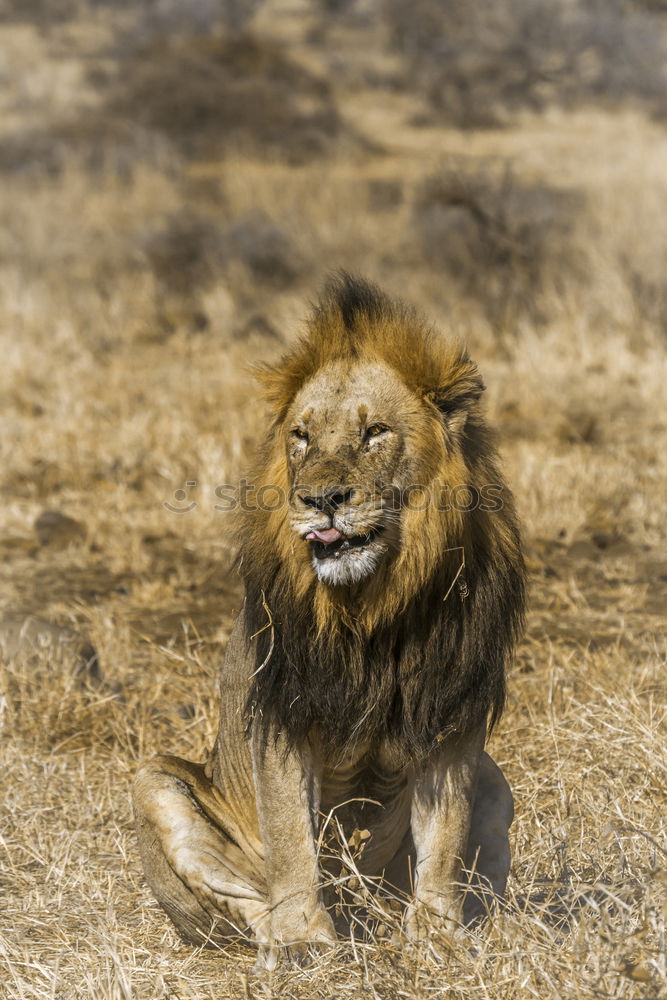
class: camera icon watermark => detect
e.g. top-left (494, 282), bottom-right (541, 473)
top-left (163, 481), bottom-right (198, 514)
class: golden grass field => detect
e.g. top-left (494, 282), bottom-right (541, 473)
top-left (1, 2), bottom-right (666, 997)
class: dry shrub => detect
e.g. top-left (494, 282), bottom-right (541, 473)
top-left (0, 0), bottom-right (83, 25)
top-left (367, 178), bottom-right (404, 212)
top-left (385, 0), bottom-right (667, 127)
top-left (141, 211), bottom-right (228, 299)
top-left (140, 208), bottom-right (309, 336)
top-left (1, 31), bottom-right (346, 179)
top-left (218, 210), bottom-right (310, 289)
top-left (126, 0), bottom-right (266, 42)
top-left (0, 119), bottom-right (174, 180)
top-left (0, 0), bottom-right (264, 31)
top-left (416, 158), bottom-right (583, 327)
top-left (105, 34), bottom-right (344, 165)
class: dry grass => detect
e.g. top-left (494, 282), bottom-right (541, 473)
top-left (1, 2), bottom-right (666, 998)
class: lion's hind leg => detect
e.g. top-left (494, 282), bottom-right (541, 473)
top-left (132, 755), bottom-right (269, 948)
top-left (463, 751), bottom-right (514, 923)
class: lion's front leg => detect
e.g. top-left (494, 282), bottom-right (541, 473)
top-left (251, 731), bottom-right (337, 969)
top-left (407, 727), bottom-right (485, 942)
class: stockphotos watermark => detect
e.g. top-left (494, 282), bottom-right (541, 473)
top-left (163, 480), bottom-right (505, 514)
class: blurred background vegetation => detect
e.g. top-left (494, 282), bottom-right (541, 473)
top-left (1, 3), bottom-right (666, 997)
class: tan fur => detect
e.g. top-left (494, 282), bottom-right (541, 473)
top-left (133, 275), bottom-right (524, 964)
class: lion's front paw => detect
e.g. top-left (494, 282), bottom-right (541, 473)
top-left (404, 895), bottom-right (465, 954)
top-left (254, 904), bottom-right (337, 973)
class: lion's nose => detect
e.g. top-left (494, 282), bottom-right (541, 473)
top-left (299, 486), bottom-right (354, 512)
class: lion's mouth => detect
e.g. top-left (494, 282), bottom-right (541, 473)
top-left (305, 525), bottom-right (385, 561)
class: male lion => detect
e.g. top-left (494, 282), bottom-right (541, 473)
top-left (133, 274), bottom-right (525, 967)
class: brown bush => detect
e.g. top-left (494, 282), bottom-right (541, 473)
top-left (0, 30), bottom-right (348, 180)
top-left (0, 119), bottom-right (174, 179)
top-left (218, 211), bottom-right (310, 288)
top-left (126, 0), bottom-right (265, 42)
top-left (105, 34), bottom-right (345, 164)
top-left (416, 158), bottom-right (584, 327)
top-left (0, 0), bottom-right (264, 31)
top-left (142, 209), bottom-right (309, 297)
top-left (0, 0), bottom-right (83, 24)
top-left (141, 211), bottom-right (226, 298)
top-left (385, 0), bottom-right (667, 127)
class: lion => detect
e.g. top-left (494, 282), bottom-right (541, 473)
top-left (133, 273), bottom-right (526, 967)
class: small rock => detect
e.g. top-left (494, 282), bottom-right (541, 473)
top-left (0, 614), bottom-right (100, 682)
top-left (34, 510), bottom-right (86, 548)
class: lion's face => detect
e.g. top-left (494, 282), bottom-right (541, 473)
top-left (284, 359), bottom-right (442, 586)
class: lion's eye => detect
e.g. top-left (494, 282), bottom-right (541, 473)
top-left (365, 423), bottom-right (389, 441)
top-left (291, 428), bottom-right (309, 442)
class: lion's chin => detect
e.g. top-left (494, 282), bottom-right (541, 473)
top-left (311, 542), bottom-right (385, 586)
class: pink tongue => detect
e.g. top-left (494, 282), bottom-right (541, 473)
top-left (306, 528), bottom-right (343, 545)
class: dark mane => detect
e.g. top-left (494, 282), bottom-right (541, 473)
top-left (240, 275), bottom-right (526, 760)
top-left (243, 507), bottom-right (524, 761)
top-left (321, 270), bottom-right (396, 332)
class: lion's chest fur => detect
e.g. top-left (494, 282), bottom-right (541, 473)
top-left (319, 745), bottom-right (414, 875)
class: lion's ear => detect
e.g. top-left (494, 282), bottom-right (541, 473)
top-left (425, 362), bottom-right (485, 436)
